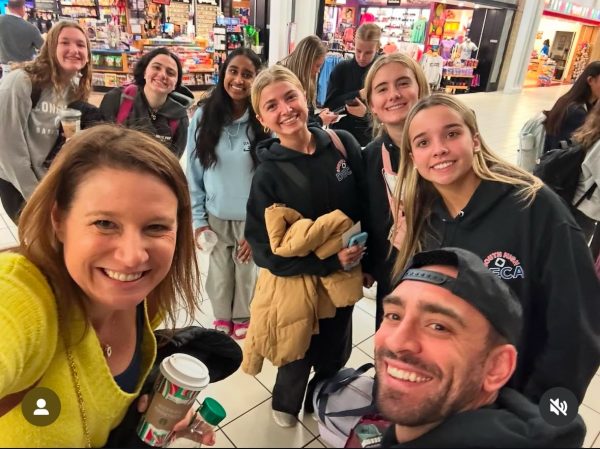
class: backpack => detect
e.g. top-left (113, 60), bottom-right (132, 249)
top-left (518, 112), bottom-right (546, 172)
top-left (116, 84), bottom-right (179, 136)
top-left (533, 142), bottom-right (596, 206)
top-left (312, 363), bottom-right (386, 448)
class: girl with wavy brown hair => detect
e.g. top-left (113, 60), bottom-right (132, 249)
top-left (0, 20), bottom-right (92, 224)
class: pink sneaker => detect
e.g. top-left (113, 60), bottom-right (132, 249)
top-left (232, 322), bottom-right (249, 340)
top-left (213, 320), bottom-right (232, 335)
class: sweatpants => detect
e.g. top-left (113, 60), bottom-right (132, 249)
top-left (272, 305), bottom-right (353, 416)
top-left (205, 214), bottom-right (257, 322)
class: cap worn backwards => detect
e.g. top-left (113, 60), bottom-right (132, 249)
top-left (395, 247), bottom-right (523, 345)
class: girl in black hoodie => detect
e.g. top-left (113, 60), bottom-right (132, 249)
top-left (392, 94), bottom-right (600, 404)
top-left (361, 52), bottom-right (430, 330)
top-left (245, 65), bottom-right (366, 427)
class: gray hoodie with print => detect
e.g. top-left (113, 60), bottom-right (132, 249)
top-left (0, 69), bottom-right (69, 199)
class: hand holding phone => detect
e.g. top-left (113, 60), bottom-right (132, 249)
top-left (347, 231), bottom-right (368, 248)
top-left (345, 98), bottom-right (360, 107)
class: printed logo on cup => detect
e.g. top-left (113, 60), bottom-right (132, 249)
top-left (21, 387), bottom-right (61, 426)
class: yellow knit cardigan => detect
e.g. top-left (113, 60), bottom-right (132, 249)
top-left (0, 253), bottom-right (157, 447)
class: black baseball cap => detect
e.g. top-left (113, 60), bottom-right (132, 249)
top-left (395, 247), bottom-right (523, 345)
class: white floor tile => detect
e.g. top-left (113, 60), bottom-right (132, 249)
top-left (212, 429), bottom-right (236, 448)
top-left (221, 400), bottom-right (314, 448)
top-left (347, 346), bottom-right (374, 369)
top-left (254, 357), bottom-right (279, 394)
top-left (352, 306), bottom-right (375, 345)
top-left (355, 296), bottom-right (376, 318)
top-left (580, 405), bottom-right (600, 448)
top-left (584, 376), bottom-right (600, 414)
top-left (303, 437), bottom-right (326, 448)
top-left (205, 367), bottom-right (271, 426)
top-left (356, 336), bottom-right (374, 358)
top-left (593, 432), bottom-right (600, 448)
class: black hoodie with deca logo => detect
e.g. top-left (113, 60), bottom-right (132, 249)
top-left (245, 127), bottom-right (366, 277)
top-left (424, 180), bottom-right (600, 403)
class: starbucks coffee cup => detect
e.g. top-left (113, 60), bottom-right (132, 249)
top-left (59, 108), bottom-right (81, 138)
top-left (137, 354), bottom-right (210, 447)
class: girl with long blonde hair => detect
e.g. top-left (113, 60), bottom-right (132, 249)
top-left (279, 35), bottom-right (338, 126)
top-left (392, 93), bottom-right (600, 405)
top-left (361, 52), bottom-right (430, 329)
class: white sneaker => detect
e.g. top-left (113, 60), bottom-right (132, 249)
top-left (272, 410), bottom-right (297, 427)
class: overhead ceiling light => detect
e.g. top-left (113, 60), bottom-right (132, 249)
top-left (458, 2), bottom-right (465, 6)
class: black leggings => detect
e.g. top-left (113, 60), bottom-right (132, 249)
top-left (272, 306), bottom-right (354, 415)
top-left (0, 178), bottom-right (25, 225)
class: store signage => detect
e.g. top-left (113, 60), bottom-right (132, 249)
top-left (544, 0), bottom-right (600, 21)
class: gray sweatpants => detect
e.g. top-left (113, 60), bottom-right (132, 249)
top-left (206, 214), bottom-right (257, 322)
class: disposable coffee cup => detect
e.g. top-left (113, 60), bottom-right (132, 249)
top-left (196, 229), bottom-right (218, 254)
top-left (59, 108), bottom-right (81, 138)
top-left (137, 353), bottom-right (210, 447)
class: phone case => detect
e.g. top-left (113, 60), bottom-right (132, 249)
top-left (348, 231), bottom-right (368, 247)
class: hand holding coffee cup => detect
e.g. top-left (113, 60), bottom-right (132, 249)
top-left (137, 354), bottom-right (210, 447)
top-left (59, 108), bottom-right (82, 139)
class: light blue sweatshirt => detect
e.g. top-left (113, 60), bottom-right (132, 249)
top-left (186, 106), bottom-right (255, 229)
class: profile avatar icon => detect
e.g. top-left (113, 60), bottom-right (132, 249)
top-left (33, 398), bottom-right (49, 416)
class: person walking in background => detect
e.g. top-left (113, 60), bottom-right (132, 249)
top-left (361, 53), bottom-right (430, 329)
top-left (0, 21), bottom-right (92, 224)
top-left (246, 66), bottom-right (366, 428)
top-left (540, 38), bottom-right (550, 56)
top-left (571, 101), bottom-right (600, 259)
top-left (186, 48), bottom-right (268, 339)
top-left (543, 61), bottom-right (600, 152)
top-left (392, 94), bottom-right (600, 403)
top-left (279, 35), bottom-right (338, 127)
top-left (324, 23), bottom-right (382, 146)
top-left (0, 0), bottom-right (43, 79)
top-left (100, 47), bottom-right (193, 158)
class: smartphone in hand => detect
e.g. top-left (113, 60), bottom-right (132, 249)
top-left (345, 98), bottom-right (360, 107)
top-left (347, 231), bottom-right (368, 247)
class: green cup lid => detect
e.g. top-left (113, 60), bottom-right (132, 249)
top-left (197, 397), bottom-right (226, 426)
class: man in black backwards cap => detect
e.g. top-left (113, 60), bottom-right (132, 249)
top-left (376, 247), bottom-right (585, 447)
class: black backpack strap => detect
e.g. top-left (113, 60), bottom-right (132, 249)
top-left (30, 85), bottom-right (42, 109)
top-left (316, 363), bottom-right (375, 421)
top-left (574, 183), bottom-right (597, 208)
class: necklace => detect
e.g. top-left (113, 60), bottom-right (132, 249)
top-left (148, 107), bottom-right (158, 121)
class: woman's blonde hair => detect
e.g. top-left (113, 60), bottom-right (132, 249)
top-left (17, 125), bottom-right (199, 341)
top-left (279, 35), bottom-right (327, 108)
top-left (392, 94), bottom-right (544, 278)
top-left (15, 21), bottom-right (92, 102)
top-left (364, 53), bottom-right (431, 136)
top-left (251, 65), bottom-right (305, 117)
top-left (355, 23), bottom-right (381, 43)
top-left (572, 100), bottom-right (600, 149)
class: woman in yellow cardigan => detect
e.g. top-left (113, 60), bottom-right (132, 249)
top-left (0, 125), bottom-right (213, 447)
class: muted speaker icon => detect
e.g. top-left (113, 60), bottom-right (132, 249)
top-left (549, 398), bottom-right (568, 416)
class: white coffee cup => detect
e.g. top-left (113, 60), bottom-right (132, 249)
top-left (197, 229), bottom-right (218, 253)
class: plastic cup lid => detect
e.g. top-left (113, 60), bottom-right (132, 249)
top-left (59, 108), bottom-right (82, 119)
top-left (197, 397), bottom-right (226, 426)
top-left (160, 353), bottom-right (210, 390)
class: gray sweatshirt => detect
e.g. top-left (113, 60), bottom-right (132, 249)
top-left (0, 69), bottom-right (70, 199)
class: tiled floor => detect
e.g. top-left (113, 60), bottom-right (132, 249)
top-left (3, 85), bottom-right (600, 447)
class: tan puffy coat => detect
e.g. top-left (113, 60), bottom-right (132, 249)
top-left (242, 205), bottom-right (363, 375)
